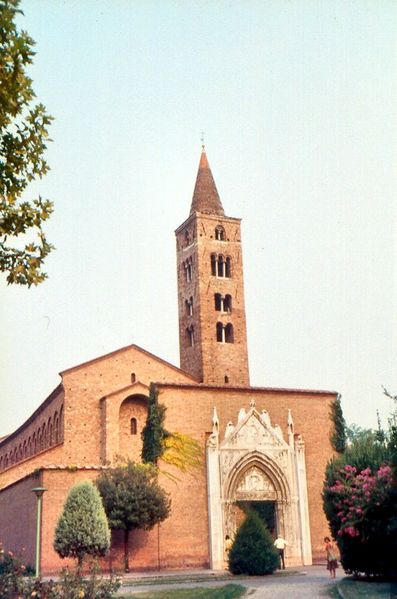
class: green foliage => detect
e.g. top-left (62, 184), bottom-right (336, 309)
top-left (0, 549), bottom-right (120, 598)
top-left (141, 383), bottom-right (169, 465)
top-left (228, 511), bottom-right (278, 575)
top-left (330, 396), bottom-right (347, 453)
top-left (96, 460), bottom-right (170, 571)
top-left (141, 384), bottom-right (202, 479)
top-left (122, 585), bottom-right (246, 598)
top-left (323, 427), bottom-right (397, 578)
top-left (0, 0), bottom-right (54, 286)
top-left (54, 481), bottom-right (110, 567)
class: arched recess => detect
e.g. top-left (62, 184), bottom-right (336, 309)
top-left (222, 451), bottom-right (293, 542)
top-left (118, 394), bottom-right (148, 461)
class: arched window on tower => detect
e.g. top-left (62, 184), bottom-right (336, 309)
top-left (225, 256), bottom-right (232, 278)
top-left (216, 322), bottom-right (224, 342)
top-left (215, 226), bottom-right (225, 241)
top-left (185, 297), bottom-right (193, 316)
top-left (214, 293), bottom-right (222, 311)
top-left (211, 254), bottom-right (217, 276)
top-left (225, 323), bottom-right (234, 343)
top-left (217, 255), bottom-right (225, 277)
top-left (184, 258), bottom-right (193, 282)
top-left (224, 294), bottom-right (232, 313)
top-left (187, 325), bottom-right (194, 347)
top-left (130, 418), bottom-right (137, 435)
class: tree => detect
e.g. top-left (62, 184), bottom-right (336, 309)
top-left (228, 511), bottom-right (279, 576)
top-left (141, 383), bottom-right (168, 465)
top-left (330, 395), bottom-right (347, 453)
top-left (323, 425), bottom-right (397, 578)
top-left (96, 461), bottom-right (171, 572)
top-left (0, 0), bottom-right (54, 287)
top-left (54, 481), bottom-right (110, 569)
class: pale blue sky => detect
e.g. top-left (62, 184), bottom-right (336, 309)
top-left (1, 0), bottom-right (396, 437)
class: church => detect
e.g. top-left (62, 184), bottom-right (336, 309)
top-left (0, 148), bottom-right (337, 573)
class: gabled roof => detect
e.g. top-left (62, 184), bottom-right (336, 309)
top-left (190, 149), bottom-right (225, 216)
top-left (60, 343), bottom-right (198, 382)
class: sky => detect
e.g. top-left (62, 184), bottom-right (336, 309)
top-left (1, 0), bottom-right (396, 437)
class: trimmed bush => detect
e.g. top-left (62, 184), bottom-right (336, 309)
top-left (54, 480), bottom-right (110, 568)
top-left (228, 511), bottom-right (279, 575)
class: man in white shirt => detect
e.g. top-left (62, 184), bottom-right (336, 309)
top-left (274, 535), bottom-right (288, 569)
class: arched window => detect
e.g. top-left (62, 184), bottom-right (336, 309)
top-left (217, 255), bottom-right (225, 277)
top-left (54, 414), bottom-right (59, 443)
top-left (216, 322), bottom-right (224, 342)
top-left (225, 256), bottom-right (232, 278)
top-left (215, 226), bottom-right (225, 241)
top-left (211, 254), bottom-right (217, 276)
top-left (59, 405), bottom-right (64, 441)
top-left (187, 325), bottom-right (194, 347)
top-left (185, 297), bottom-right (193, 316)
top-left (225, 323), bottom-right (234, 343)
top-left (214, 293), bottom-right (222, 311)
top-left (224, 294), bottom-right (232, 312)
top-left (131, 372), bottom-right (136, 383)
top-left (184, 258), bottom-right (193, 282)
top-left (130, 418), bottom-right (137, 435)
top-left (224, 375), bottom-right (229, 384)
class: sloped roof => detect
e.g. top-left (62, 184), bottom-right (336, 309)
top-left (190, 149), bottom-right (225, 216)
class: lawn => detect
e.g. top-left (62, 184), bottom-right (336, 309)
top-left (120, 583), bottom-right (246, 599)
top-left (336, 578), bottom-right (397, 598)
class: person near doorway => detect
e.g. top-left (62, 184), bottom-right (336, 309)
top-left (274, 534), bottom-right (288, 569)
top-left (225, 535), bottom-right (233, 553)
top-left (324, 537), bottom-right (338, 577)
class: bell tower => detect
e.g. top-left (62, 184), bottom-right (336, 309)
top-left (175, 148), bottom-right (250, 386)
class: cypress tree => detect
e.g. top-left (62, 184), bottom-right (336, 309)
top-left (141, 383), bottom-right (168, 465)
top-left (330, 395), bottom-right (347, 453)
top-left (228, 511), bottom-right (279, 575)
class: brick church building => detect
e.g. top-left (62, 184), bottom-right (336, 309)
top-left (0, 149), bottom-right (337, 573)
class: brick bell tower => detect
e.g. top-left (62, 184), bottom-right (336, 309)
top-left (175, 147), bottom-right (250, 386)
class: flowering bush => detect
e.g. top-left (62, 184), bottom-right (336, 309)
top-left (324, 460), bottom-right (397, 578)
top-left (0, 546), bottom-right (120, 599)
top-left (327, 464), bottom-right (393, 539)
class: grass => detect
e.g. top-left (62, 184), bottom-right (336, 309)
top-left (337, 578), bottom-right (397, 598)
top-left (120, 583), bottom-right (247, 599)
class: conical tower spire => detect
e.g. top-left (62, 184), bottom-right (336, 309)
top-left (190, 148), bottom-right (225, 216)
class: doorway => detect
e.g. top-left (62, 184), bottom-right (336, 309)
top-left (236, 500), bottom-right (276, 536)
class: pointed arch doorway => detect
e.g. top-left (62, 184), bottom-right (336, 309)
top-left (206, 402), bottom-right (313, 569)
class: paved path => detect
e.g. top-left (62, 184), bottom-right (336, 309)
top-left (119, 565), bottom-right (340, 597)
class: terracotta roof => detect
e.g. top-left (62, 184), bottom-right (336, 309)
top-left (190, 149), bottom-right (224, 216)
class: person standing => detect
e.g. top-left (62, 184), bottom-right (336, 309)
top-left (324, 536), bottom-right (338, 578)
top-left (274, 535), bottom-right (288, 569)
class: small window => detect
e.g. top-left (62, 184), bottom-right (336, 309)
top-left (217, 255), bottom-right (225, 277)
top-left (224, 294), bottom-right (232, 313)
top-left (225, 323), bottom-right (234, 343)
top-left (225, 257), bottom-right (232, 278)
top-left (224, 375), bottom-right (229, 383)
top-left (214, 293), bottom-right (222, 311)
top-left (130, 418), bottom-right (137, 435)
top-left (216, 322), bottom-right (224, 342)
top-left (185, 230), bottom-right (190, 246)
top-left (215, 226), bottom-right (225, 241)
top-left (131, 372), bottom-right (136, 383)
top-left (187, 325), bottom-right (194, 347)
top-left (211, 254), bottom-right (217, 276)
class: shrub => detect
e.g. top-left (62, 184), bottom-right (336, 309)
top-left (228, 511), bottom-right (278, 575)
top-left (323, 433), bottom-right (397, 578)
top-left (54, 480), bottom-right (110, 568)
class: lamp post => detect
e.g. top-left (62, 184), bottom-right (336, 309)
top-left (32, 487), bottom-right (47, 578)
